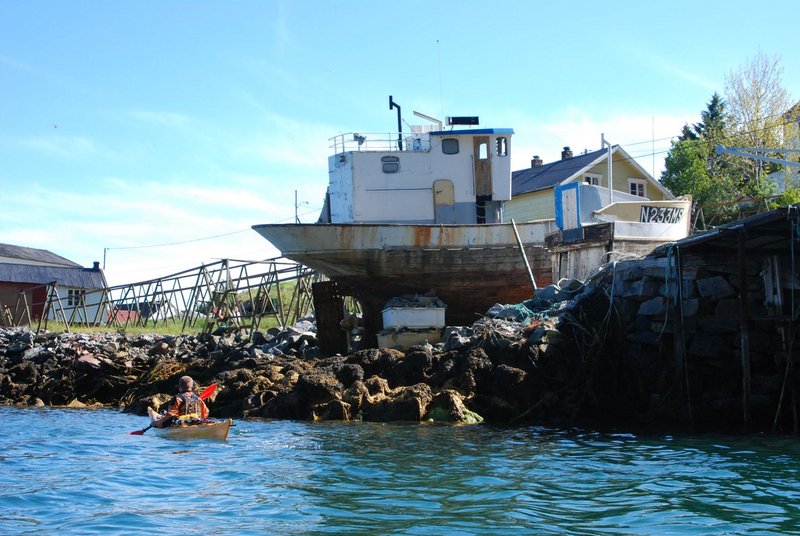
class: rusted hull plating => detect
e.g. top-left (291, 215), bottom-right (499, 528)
top-left (252, 223), bottom-right (552, 326)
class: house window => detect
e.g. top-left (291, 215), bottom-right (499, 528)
top-left (441, 138), bottom-right (459, 155)
top-left (629, 179), bottom-right (647, 197)
top-left (496, 137), bottom-right (508, 157)
top-left (584, 173), bottom-right (601, 186)
top-left (381, 156), bottom-right (400, 173)
top-left (67, 289), bottom-right (85, 307)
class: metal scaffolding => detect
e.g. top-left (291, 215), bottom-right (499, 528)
top-left (0, 257), bottom-right (319, 336)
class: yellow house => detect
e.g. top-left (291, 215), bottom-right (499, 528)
top-left (504, 145), bottom-right (692, 281)
top-left (505, 145), bottom-right (674, 223)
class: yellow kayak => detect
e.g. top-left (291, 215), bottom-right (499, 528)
top-left (147, 408), bottom-right (232, 440)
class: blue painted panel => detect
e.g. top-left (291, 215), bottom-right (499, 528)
top-left (554, 182), bottom-right (581, 230)
top-left (429, 128), bottom-right (514, 136)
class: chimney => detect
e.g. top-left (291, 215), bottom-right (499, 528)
top-left (93, 261), bottom-right (100, 271)
top-left (531, 155), bottom-right (543, 167)
top-left (561, 146), bottom-right (573, 159)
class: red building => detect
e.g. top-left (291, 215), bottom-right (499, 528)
top-left (0, 243), bottom-right (107, 324)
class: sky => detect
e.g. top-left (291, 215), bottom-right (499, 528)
top-left (1, 1), bottom-right (798, 287)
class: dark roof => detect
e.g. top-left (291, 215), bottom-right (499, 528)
top-left (652, 206), bottom-right (798, 256)
top-left (512, 147), bottom-right (609, 196)
top-left (0, 263), bottom-right (106, 289)
top-left (0, 243), bottom-right (82, 267)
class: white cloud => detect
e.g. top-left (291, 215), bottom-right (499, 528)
top-left (274, 1), bottom-right (293, 54)
top-left (506, 109), bottom-right (687, 178)
top-left (1, 175), bottom-right (294, 286)
top-left (126, 109), bottom-right (199, 130)
top-left (633, 50), bottom-right (719, 92)
top-left (19, 135), bottom-right (99, 158)
top-left (228, 99), bottom-right (337, 171)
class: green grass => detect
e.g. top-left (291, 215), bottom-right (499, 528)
top-left (37, 314), bottom-right (286, 336)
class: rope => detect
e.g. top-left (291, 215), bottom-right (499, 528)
top-left (773, 206), bottom-right (800, 432)
top-left (656, 243), bottom-right (679, 340)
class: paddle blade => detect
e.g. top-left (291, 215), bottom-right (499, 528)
top-left (199, 383), bottom-right (218, 400)
top-left (130, 424), bottom-right (151, 435)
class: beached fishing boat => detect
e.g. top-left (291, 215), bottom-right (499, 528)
top-left (253, 221), bottom-right (552, 326)
top-left (146, 408), bottom-right (232, 440)
top-left (252, 97), bottom-right (690, 330)
top-left (253, 99), bottom-right (554, 327)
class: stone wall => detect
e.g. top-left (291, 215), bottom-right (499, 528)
top-left (589, 249), bottom-right (797, 432)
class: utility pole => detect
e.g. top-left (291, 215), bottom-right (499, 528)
top-left (601, 133), bottom-right (613, 205)
top-left (294, 190), bottom-right (308, 223)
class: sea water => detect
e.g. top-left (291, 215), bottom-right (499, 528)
top-left (1, 407), bottom-right (798, 535)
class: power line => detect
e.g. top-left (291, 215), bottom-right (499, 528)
top-left (106, 228), bottom-right (251, 251)
top-left (106, 208), bottom-right (322, 251)
top-left (616, 113), bottom-right (795, 151)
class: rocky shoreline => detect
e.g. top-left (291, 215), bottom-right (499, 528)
top-left (4, 257), bottom-right (796, 433)
top-left (0, 279), bottom-right (613, 426)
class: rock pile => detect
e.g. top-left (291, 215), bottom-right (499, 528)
top-left (0, 282), bottom-right (606, 425)
top-left (7, 257), bottom-right (786, 432)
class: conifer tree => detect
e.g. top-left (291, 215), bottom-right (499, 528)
top-left (661, 93), bottom-right (737, 208)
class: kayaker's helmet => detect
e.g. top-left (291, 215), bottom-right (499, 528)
top-left (178, 375), bottom-right (194, 392)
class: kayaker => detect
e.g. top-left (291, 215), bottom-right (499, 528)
top-left (153, 375), bottom-right (210, 428)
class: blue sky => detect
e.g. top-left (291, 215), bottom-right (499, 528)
top-left (2, 1), bottom-right (798, 286)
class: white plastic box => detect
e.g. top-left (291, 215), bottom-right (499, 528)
top-left (376, 328), bottom-right (443, 351)
top-left (381, 306), bottom-right (445, 329)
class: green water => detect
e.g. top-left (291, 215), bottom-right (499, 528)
top-left (1, 407), bottom-right (798, 534)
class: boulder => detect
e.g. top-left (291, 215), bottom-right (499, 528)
top-left (362, 383), bottom-right (433, 422)
top-left (425, 390), bottom-right (483, 424)
top-left (296, 370), bottom-right (344, 405)
top-left (312, 399), bottom-right (351, 421)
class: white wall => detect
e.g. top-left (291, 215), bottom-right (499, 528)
top-left (47, 287), bottom-right (108, 324)
top-left (328, 131), bottom-right (513, 224)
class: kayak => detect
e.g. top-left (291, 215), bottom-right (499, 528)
top-left (147, 407), bottom-right (232, 441)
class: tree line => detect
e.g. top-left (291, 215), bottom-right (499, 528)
top-left (661, 51), bottom-right (799, 225)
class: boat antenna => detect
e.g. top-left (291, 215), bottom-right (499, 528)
top-left (413, 110), bottom-right (443, 131)
top-left (389, 95), bottom-right (403, 150)
top-left (436, 40), bottom-right (444, 119)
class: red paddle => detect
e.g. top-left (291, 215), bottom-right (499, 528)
top-left (130, 383), bottom-right (218, 435)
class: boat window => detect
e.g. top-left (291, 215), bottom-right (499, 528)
top-left (496, 137), bottom-right (508, 157)
top-left (478, 142), bottom-right (488, 160)
top-left (441, 138), bottom-right (459, 155)
top-left (381, 156), bottom-right (400, 173)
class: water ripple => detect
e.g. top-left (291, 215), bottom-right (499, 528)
top-left (1, 408), bottom-right (799, 534)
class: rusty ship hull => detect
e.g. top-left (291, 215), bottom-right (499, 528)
top-left (251, 222), bottom-right (552, 326)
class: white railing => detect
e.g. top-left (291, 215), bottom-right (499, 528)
top-left (329, 132), bottom-right (432, 154)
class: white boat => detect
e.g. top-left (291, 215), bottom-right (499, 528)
top-left (253, 220), bottom-right (553, 327)
top-left (254, 100), bottom-right (553, 327)
top-left (252, 98), bottom-right (690, 330)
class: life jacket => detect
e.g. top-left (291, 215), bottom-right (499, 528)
top-left (174, 392), bottom-right (203, 424)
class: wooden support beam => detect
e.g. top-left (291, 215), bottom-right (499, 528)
top-left (511, 218), bottom-right (537, 292)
